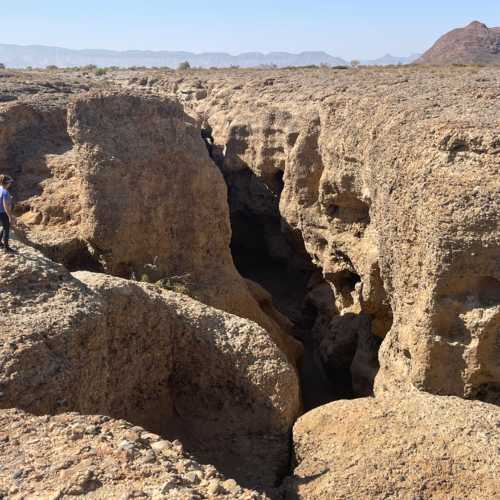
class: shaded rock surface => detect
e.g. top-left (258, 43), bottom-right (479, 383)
top-left (0, 409), bottom-right (267, 499)
top-left (0, 244), bottom-right (300, 488)
top-left (284, 394), bottom-right (500, 499)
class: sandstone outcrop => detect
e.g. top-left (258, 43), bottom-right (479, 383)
top-left (418, 21), bottom-right (500, 65)
top-left (0, 409), bottom-right (267, 499)
top-left (284, 394), bottom-right (500, 499)
top-left (0, 90), bottom-right (302, 364)
top-left (0, 243), bottom-right (300, 487)
top-left (1, 66), bottom-right (499, 497)
top-left (142, 66), bottom-right (500, 402)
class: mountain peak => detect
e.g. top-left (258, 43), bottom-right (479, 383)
top-left (467, 21), bottom-right (488, 29)
top-left (418, 21), bottom-right (500, 65)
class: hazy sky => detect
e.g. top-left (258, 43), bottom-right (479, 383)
top-left (2, 1), bottom-right (499, 59)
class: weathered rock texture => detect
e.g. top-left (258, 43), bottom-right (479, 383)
top-left (0, 409), bottom-right (267, 499)
top-left (418, 21), bottom-right (500, 65)
top-left (138, 65), bottom-right (500, 402)
top-left (0, 89), bottom-right (302, 364)
top-left (284, 394), bottom-right (500, 499)
top-left (0, 244), bottom-right (300, 487)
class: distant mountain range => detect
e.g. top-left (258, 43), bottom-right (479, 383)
top-left (418, 21), bottom-right (500, 65)
top-left (0, 44), bottom-right (420, 69)
top-left (361, 53), bottom-right (421, 65)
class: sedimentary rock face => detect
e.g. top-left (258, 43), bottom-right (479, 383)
top-left (0, 244), bottom-right (300, 487)
top-left (0, 91), bottom-right (302, 364)
top-left (285, 394), bottom-right (500, 499)
top-left (152, 67), bottom-right (500, 402)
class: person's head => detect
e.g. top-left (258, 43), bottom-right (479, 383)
top-left (0, 174), bottom-right (14, 188)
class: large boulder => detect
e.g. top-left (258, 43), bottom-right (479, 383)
top-left (0, 244), bottom-right (300, 487)
top-left (284, 394), bottom-right (500, 499)
top-left (0, 409), bottom-right (267, 499)
top-left (0, 92), bottom-right (302, 364)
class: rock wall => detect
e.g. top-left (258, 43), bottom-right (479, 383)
top-left (147, 67), bottom-right (500, 402)
top-left (0, 92), bottom-right (302, 365)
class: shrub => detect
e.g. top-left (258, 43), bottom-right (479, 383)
top-left (95, 68), bottom-right (107, 76)
top-left (0, 63), bottom-right (5, 70)
top-left (350, 60), bottom-right (360, 68)
top-left (178, 61), bottom-right (191, 70)
top-left (46, 65), bottom-right (58, 70)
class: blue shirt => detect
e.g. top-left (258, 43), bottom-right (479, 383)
top-left (0, 187), bottom-right (12, 213)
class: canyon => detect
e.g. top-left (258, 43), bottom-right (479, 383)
top-left (0, 65), bottom-right (499, 499)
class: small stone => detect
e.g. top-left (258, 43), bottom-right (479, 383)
top-left (160, 478), bottom-right (177, 493)
top-left (85, 425), bottom-right (100, 435)
top-left (151, 440), bottom-right (170, 453)
top-left (118, 440), bottom-right (138, 458)
top-left (142, 450), bottom-right (156, 464)
top-left (174, 462), bottom-right (186, 474)
top-left (204, 465), bottom-right (217, 479)
top-left (12, 469), bottom-right (23, 480)
top-left (123, 430), bottom-right (141, 443)
top-left (207, 479), bottom-right (222, 495)
top-left (141, 432), bottom-right (161, 442)
top-left (184, 471), bottom-right (202, 484)
top-left (222, 478), bottom-right (240, 492)
top-left (122, 491), bottom-right (148, 499)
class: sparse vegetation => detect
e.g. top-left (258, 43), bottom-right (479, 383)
top-left (0, 63), bottom-right (5, 70)
top-left (155, 274), bottom-right (193, 297)
top-left (46, 65), bottom-right (59, 70)
top-left (350, 59), bottom-right (360, 68)
top-left (178, 61), bottom-right (191, 70)
top-left (95, 68), bottom-right (108, 76)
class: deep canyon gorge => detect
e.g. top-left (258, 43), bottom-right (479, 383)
top-left (0, 65), bottom-right (499, 499)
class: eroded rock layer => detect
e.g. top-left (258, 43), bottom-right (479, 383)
top-left (137, 65), bottom-right (500, 402)
top-left (0, 67), bottom-right (499, 499)
top-left (0, 244), bottom-right (300, 487)
top-left (0, 90), bottom-right (302, 365)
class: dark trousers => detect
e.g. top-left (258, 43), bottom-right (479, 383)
top-left (0, 212), bottom-right (10, 246)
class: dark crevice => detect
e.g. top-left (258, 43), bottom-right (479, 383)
top-left (220, 161), bottom-right (372, 413)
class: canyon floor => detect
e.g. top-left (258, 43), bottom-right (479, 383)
top-left (0, 65), bottom-right (499, 499)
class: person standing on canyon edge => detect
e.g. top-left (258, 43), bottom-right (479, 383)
top-left (0, 174), bottom-right (15, 252)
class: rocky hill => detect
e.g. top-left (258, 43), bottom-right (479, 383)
top-left (418, 21), bottom-right (500, 64)
top-left (0, 65), bottom-right (499, 499)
